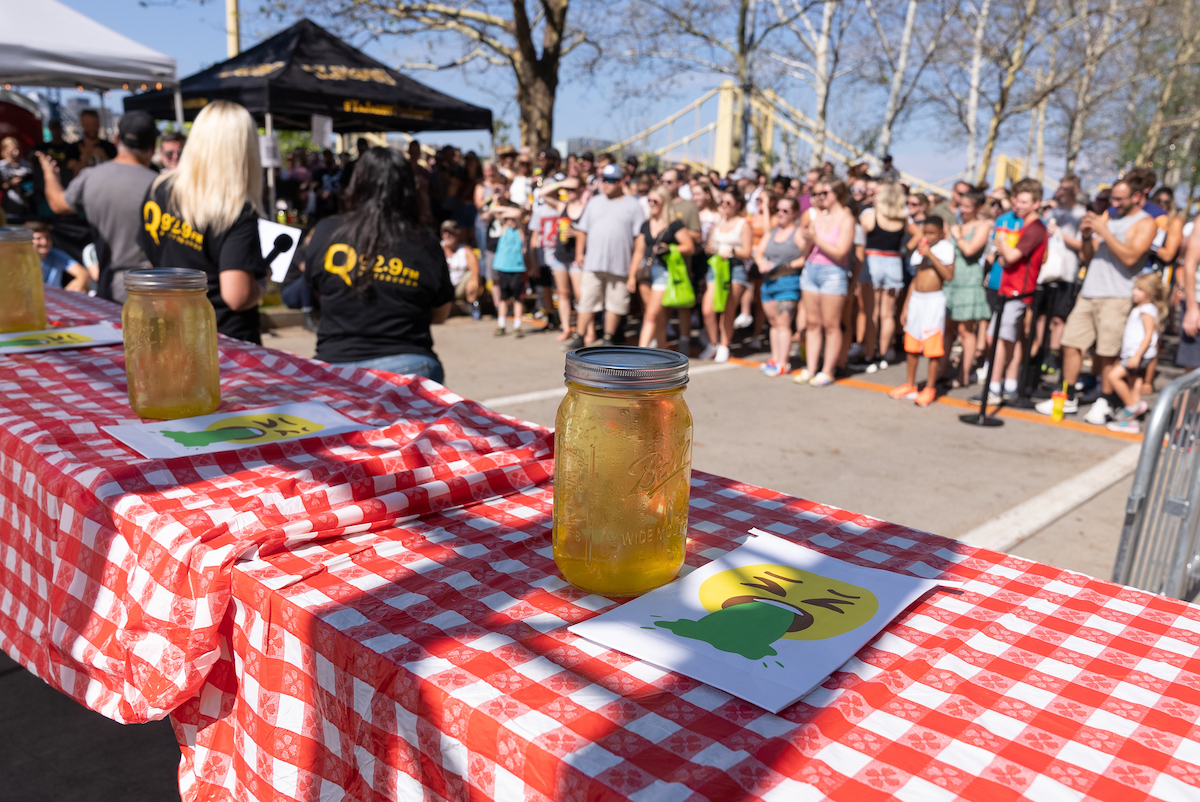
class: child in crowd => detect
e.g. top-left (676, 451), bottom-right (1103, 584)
top-left (1107, 273), bottom-right (1165, 433)
top-left (491, 205), bottom-right (530, 338)
top-left (890, 216), bottom-right (955, 406)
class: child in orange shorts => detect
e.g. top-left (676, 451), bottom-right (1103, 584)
top-left (890, 217), bottom-right (955, 406)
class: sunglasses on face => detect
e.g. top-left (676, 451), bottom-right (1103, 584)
top-left (812, 191), bottom-right (830, 198)
top-left (601, 177), bottom-right (619, 184)
top-left (851, 187), bottom-right (865, 194)
top-left (906, 201), bottom-right (921, 207)
top-left (648, 198), bottom-right (662, 205)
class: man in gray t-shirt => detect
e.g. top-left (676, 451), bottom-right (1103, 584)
top-left (572, 165), bottom-right (644, 346)
top-left (38, 111), bottom-right (159, 302)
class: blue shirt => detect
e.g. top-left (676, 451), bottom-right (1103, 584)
top-left (40, 248), bottom-right (79, 288)
top-left (988, 211), bottom-right (1023, 290)
top-left (493, 227), bottom-right (526, 273)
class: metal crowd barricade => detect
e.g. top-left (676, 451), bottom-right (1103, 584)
top-left (1113, 368), bottom-right (1200, 599)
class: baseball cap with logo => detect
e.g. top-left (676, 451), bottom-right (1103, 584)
top-left (118, 111), bottom-right (159, 152)
top-left (600, 164), bottom-right (623, 181)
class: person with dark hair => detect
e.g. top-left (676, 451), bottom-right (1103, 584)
top-left (890, 216), bottom-right (955, 406)
top-left (797, 178), bottom-right (855, 386)
top-left (303, 147), bottom-right (454, 382)
top-left (159, 130), bottom-right (186, 171)
top-left (25, 220), bottom-right (89, 291)
top-left (64, 109), bottom-right (116, 174)
top-left (38, 110), bottom-right (158, 301)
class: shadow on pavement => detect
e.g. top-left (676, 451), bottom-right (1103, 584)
top-left (0, 651), bottom-right (181, 802)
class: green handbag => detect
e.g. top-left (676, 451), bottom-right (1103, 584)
top-left (662, 244), bottom-right (695, 309)
top-left (708, 254), bottom-right (731, 313)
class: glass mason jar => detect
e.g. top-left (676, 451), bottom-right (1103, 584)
top-left (0, 227), bottom-right (47, 333)
top-left (553, 347), bottom-right (693, 596)
top-left (122, 268), bottom-right (220, 420)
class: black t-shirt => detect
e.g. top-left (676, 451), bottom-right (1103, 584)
top-left (138, 180), bottom-right (266, 344)
top-left (640, 219), bottom-right (686, 267)
top-left (302, 215), bottom-right (454, 363)
top-left (63, 139), bottom-right (117, 168)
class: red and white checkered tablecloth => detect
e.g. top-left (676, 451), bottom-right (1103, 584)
top-left (5, 292), bottom-right (1200, 802)
top-left (0, 290), bottom-right (553, 724)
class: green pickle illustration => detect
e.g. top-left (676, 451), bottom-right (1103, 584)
top-left (655, 564), bottom-right (880, 660)
top-left (162, 414), bottom-right (324, 448)
top-left (1, 332), bottom-right (93, 348)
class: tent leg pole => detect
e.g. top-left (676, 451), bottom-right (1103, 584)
top-left (265, 112), bottom-right (276, 214)
top-left (174, 89), bottom-right (185, 130)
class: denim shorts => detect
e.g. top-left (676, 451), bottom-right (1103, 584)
top-left (863, 252), bottom-right (905, 290)
top-left (651, 262), bottom-right (669, 291)
top-left (332, 352), bottom-right (445, 384)
top-left (761, 273), bottom-right (801, 303)
top-left (705, 260), bottom-right (750, 287)
top-left (799, 261), bottom-right (849, 296)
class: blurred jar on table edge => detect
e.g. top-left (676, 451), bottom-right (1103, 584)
top-left (0, 227), bottom-right (47, 333)
top-left (553, 347), bottom-right (693, 597)
top-left (122, 267), bottom-right (220, 420)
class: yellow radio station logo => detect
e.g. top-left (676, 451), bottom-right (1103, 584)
top-left (324, 243), bottom-right (420, 288)
top-left (162, 413), bottom-right (325, 448)
top-left (303, 64), bottom-right (396, 86)
top-left (653, 564), bottom-right (878, 662)
top-left (0, 331), bottom-right (93, 348)
top-left (143, 200), bottom-right (204, 251)
top-left (218, 62), bottom-right (285, 79)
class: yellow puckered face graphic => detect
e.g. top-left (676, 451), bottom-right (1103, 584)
top-left (161, 414), bottom-right (325, 448)
top-left (1, 332), bottom-right (94, 348)
top-left (653, 563), bottom-right (879, 660)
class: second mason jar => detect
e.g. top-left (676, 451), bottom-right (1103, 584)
top-left (122, 268), bottom-right (220, 420)
top-left (0, 227), bottom-right (47, 333)
top-left (553, 347), bottom-right (693, 596)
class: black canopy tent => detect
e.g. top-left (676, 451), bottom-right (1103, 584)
top-left (122, 19), bottom-right (492, 134)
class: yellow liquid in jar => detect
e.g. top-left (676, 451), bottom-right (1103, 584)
top-left (123, 288), bottom-right (220, 420)
top-left (0, 240), bottom-right (48, 333)
top-left (553, 383), bottom-right (692, 596)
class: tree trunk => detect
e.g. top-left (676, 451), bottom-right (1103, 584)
top-left (510, 0), bottom-right (568, 151)
top-left (1036, 93), bottom-right (1048, 181)
top-left (1167, 126), bottom-right (1196, 187)
top-left (876, 0), bottom-right (918, 158)
top-left (973, 0), bottom-right (1037, 186)
top-left (808, 0), bottom-right (836, 168)
top-left (1065, 0), bottom-right (1118, 172)
top-left (964, 0), bottom-right (992, 179)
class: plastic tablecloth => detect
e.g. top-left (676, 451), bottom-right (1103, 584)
top-left (4, 291), bottom-right (1200, 802)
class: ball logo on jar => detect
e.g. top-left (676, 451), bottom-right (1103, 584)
top-left (628, 430), bottom-right (692, 497)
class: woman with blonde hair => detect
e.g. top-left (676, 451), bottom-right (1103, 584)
top-left (627, 184), bottom-right (694, 350)
top-left (858, 181), bottom-right (908, 368)
top-left (138, 100), bottom-right (266, 342)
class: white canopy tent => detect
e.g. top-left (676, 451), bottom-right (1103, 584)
top-left (0, 0), bottom-right (182, 126)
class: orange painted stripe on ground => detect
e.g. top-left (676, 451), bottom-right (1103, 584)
top-left (723, 357), bottom-right (1141, 443)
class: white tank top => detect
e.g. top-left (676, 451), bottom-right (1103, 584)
top-left (447, 246), bottom-right (470, 284)
top-left (712, 217), bottom-right (748, 256)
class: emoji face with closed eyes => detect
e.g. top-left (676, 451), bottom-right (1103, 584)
top-left (654, 564), bottom-right (879, 660)
top-left (161, 414), bottom-right (325, 448)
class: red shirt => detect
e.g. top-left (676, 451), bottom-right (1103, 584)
top-left (999, 217), bottom-right (1047, 302)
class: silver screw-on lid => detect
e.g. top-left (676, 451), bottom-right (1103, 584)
top-left (123, 268), bottom-right (207, 291)
top-left (565, 346), bottom-right (689, 391)
top-left (0, 226), bottom-right (33, 242)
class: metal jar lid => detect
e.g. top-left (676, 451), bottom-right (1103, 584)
top-left (565, 346), bottom-right (689, 391)
top-left (0, 226), bottom-right (33, 242)
top-left (122, 267), bottom-right (208, 292)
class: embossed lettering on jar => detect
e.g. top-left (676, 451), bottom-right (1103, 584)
top-left (553, 347), bottom-right (693, 596)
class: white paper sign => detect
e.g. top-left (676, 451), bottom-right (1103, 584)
top-left (312, 114), bottom-right (333, 149)
top-left (259, 134), bottom-right (282, 168)
top-left (569, 531), bottom-right (945, 713)
top-left (257, 219), bottom-right (303, 283)
top-left (0, 322), bottom-right (123, 353)
top-left (102, 401), bottom-right (370, 460)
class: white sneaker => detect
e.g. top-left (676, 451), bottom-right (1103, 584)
top-left (734, 313), bottom-right (753, 329)
top-left (698, 343), bottom-right (718, 360)
top-left (876, 358), bottom-right (889, 371)
top-left (865, 362), bottom-right (878, 374)
top-left (1084, 397), bottom-right (1112, 425)
top-left (1035, 396), bottom-right (1079, 416)
top-left (714, 345), bottom-right (730, 363)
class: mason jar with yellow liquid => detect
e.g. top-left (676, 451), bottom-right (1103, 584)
top-left (122, 268), bottom-right (220, 420)
top-left (0, 227), bottom-right (47, 333)
top-left (553, 347), bottom-right (693, 596)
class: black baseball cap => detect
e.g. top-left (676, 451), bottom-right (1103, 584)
top-left (118, 111), bottom-right (158, 152)
top-left (580, 150), bottom-right (595, 162)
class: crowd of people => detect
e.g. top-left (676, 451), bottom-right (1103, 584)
top-left (9, 98), bottom-right (1200, 433)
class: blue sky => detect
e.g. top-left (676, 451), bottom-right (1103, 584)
top-left (50, 0), bottom-right (1037, 185)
